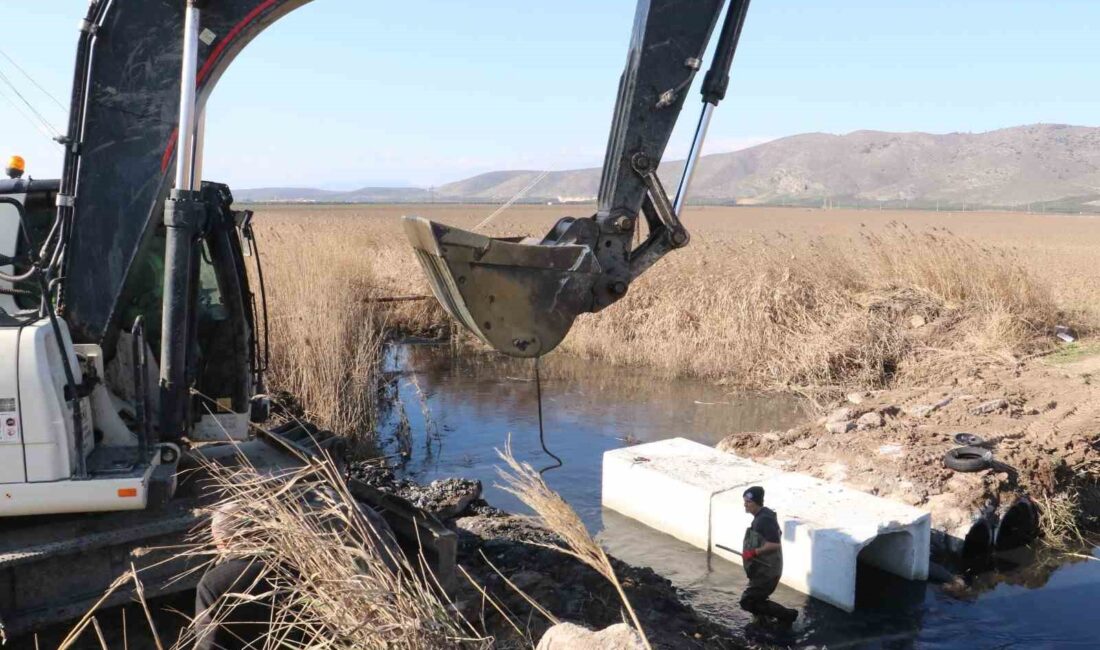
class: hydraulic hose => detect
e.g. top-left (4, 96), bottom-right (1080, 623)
top-left (0, 197), bottom-right (88, 477)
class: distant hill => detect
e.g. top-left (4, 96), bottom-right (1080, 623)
top-left (237, 124), bottom-right (1100, 211)
top-left (234, 186), bottom-right (431, 203)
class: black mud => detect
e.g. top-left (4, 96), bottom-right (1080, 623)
top-left (352, 463), bottom-right (747, 649)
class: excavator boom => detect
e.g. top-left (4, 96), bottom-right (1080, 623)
top-left (55, 0), bottom-right (750, 361)
top-left (405, 0), bottom-right (751, 356)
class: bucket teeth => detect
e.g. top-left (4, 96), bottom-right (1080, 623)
top-left (402, 216), bottom-right (601, 358)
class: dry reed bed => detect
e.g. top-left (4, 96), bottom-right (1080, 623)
top-left (566, 225), bottom-right (1063, 393)
top-left (252, 213), bottom-right (445, 436)
top-left (253, 205), bottom-right (1072, 404)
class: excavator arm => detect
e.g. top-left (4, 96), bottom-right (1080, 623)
top-left (45, 0), bottom-right (749, 442)
top-left (55, 0), bottom-right (749, 357)
top-left (405, 0), bottom-right (752, 356)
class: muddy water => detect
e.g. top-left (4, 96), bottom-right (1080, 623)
top-left (381, 343), bottom-right (1100, 649)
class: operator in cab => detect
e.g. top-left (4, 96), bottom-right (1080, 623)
top-left (739, 486), bottom-right (799, 626)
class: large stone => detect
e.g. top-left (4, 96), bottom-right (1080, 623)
top-left (536, 623), bottom-right (645, 650)
top-left (857, 411), bottom-right (885, 431)
top-left (827, 407), bottom-right (855, 423)
top-left (905, 397), bottom-right (951, 418)
top-left (825, 419), bottom-right (856, 434)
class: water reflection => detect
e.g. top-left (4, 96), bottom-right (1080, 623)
top-left (381, 344), bottom-right (807, 524)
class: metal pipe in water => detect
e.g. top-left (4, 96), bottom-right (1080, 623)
top-left (673, 102), bottom-right (714, 216)
top-left (174, 2), bottom-right (200, 190)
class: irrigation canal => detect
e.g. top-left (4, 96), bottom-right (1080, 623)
top-left (382, 342), bottom-right (1100, 649)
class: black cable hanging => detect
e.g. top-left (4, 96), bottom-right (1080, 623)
top-left (534, 356), bottom-right (562, 475)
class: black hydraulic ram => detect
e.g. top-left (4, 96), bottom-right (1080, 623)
top-left (159, 0), bottom-right (204, 442)
top-left (674, 0), bottom-right (752, 215)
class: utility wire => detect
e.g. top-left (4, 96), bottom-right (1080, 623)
top-left (0, 67), bottom-right (61, 139)
top-left (0, 83), bottom-right (57, 140)
top-left (534, 356), bottom-right (562, 475)
top-left (473, 170), bottom-right (550, 232)
top-left (0, 46), bottom-right (68, 113)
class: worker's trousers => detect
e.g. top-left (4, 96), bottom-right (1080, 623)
top-left (739, 576), bottom-right (797, 620)
top-left (194, 558), bottom-right (279, 650)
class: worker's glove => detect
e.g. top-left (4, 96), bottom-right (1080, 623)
top-left (742, 549), bottom-right (758, 561)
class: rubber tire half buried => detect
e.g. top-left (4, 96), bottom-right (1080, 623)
top-left (943, 446), bottom-right (993, 472)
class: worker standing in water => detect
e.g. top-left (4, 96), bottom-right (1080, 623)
top-left (739, 486), bottom-right (799, 625)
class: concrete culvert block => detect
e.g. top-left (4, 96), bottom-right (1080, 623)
top-left (537, 623), bottom-right (644, 650)
top-left (602, 438), bottom-right (773, 549)
top-left (605, 439), bottom-right (931, 613)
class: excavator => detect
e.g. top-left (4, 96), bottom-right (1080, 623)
top-left (0, 0), bottom-right (750, 635)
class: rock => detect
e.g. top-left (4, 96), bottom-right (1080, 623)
top-left (827, 407), bottom-right (855, 423)
top-left (906, 404), bottom-right (936, 418)
top-left (906, 397), bottom-right (951, 418)
top-left (877, 444), bottom-right (903, 456)
top-left (857, 411), bottom-right (884, 430)
top-left (910, 314), bottom-right (927, 328)
top-left (537, 623), bottom-right (645, 650)
top-left (971, 398), bottom-right (1008, 415)
top-left (825, 419), bottom-right (856, 434)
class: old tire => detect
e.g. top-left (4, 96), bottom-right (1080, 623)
top-left (953, 432), bottom-right (985, 447)
top-left (944, 446), bottom-right (993, 472)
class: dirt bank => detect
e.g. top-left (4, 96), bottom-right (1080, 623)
top-left (716, 346), bottom-right (1100, 545)
top-left (352, 466), bottom-right (747, 649)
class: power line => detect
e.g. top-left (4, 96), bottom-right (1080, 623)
top-left (0, 46), bottom-right (67, 113)
top-left (0, 67), bottom-right (61, 139)
top-left (0, 83), bottom-right (57, 140)
top-left (473, 170), bottom-right (550, 232)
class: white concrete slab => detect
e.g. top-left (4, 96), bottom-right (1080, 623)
top-left (603, 438), bottom-right (930, 612)
top-left (602, 437), bottom-right (772, 549)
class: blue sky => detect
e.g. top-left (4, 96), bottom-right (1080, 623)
top-left (1, 1), bottom-right (1098, 188)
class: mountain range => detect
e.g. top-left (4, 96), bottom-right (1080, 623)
top-left (234, 124), bottom-right (1100, 211)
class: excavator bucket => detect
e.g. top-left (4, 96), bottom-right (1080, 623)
top-left (403, 217), bottom-right (601, 358)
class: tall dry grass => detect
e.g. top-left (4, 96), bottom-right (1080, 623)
top-left (564, 224), bottom-right (1063, 393)
top-left (252, 211), bottom-right (445, 437)
top-left (495, 440), bottom-right (650, 649)
top-left (180, 456), bottom-right (491, 649)
top-left (252, 205), bottom-right (1074, 400)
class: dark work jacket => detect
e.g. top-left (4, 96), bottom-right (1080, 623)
top-left (742, 507), bottom-right (783, 582)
